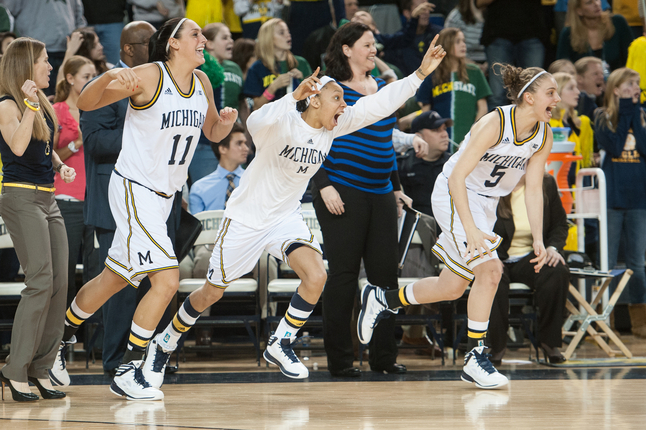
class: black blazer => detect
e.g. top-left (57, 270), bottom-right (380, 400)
top-left (494, 175), bottom-right (569, 261)
top-left (81, 65), bottom-right (127, 231)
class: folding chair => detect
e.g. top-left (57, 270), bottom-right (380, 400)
top-left (562, 268), bottom-right (633, 360)
top-left (176, 210), bottom-right (262, 365)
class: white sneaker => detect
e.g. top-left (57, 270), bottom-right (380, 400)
top-left (461, 346), bottom-right (509, 389)
top-left (142, 335), bottom-right (172, 389)
top-left (49, 336), bottom-right (76, 387)
top-left (110, 361), bottom-right (164, 401)
top-left (263, 336), bottom-right (308, 379)
top-left (357, 284), bottom-right (397, 345)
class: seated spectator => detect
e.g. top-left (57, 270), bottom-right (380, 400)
top-left (53, 55), bottom-right (99, 306)
top-left (189, 123), bottom-right (249, 214)
top-left (0, 31), bottom-right (16, 58)
top-left (57, 28), bottom-right (110, 84)
top-left (382, 0), bottom-right (443, 76)
top-left (416, 27), bottom-right (491, 145)
top-left (550, 72), bottom-right (595, 174)
top-left (594, 67), bottom-right (646, 338)
top-left (399, 111), bottom-right (452, 219)
top-left (488, 174), bottom-right (569, 365)
top-left (575, 56), bottom-right (605, 118)
top-left (233, 0), bottom-right (284, 39)
top-left (548, 58), bottom-right (576, 75)
top-left (242, 19), bottom-right (312, 111)
top-left (478, 0), bottom-right (547, 109)
top-left (557, 0), bottom-right (634, 72)
top-left (444, 0), bottom-right (486, 66)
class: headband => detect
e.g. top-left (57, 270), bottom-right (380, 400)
top-left (307, 76), bottom-right (335, 104)
top-left (166, 18), bottom-right (188, 54)
top-left (517, 70), bottom-right (547, 99)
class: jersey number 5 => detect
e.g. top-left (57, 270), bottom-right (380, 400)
top-left (484, 165), bottom-right (507, 187)
top-left (169, 134), bottom-right (193, 165)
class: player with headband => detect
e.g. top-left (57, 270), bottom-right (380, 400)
top-left (357, 64), bottom-right (560, 389)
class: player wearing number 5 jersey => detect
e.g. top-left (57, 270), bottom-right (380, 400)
top-left (358, 64), bottom-right (560, 390)
top-left (53, 18), bottom-right (238, 401)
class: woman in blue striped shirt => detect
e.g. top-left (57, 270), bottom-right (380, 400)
top-left (312, 22), bottom-right (411, 377)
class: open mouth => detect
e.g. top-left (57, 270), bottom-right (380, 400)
top-left (546, 106), bottom-right (553, 118)
top-left (333, 113), bottom-right (342, 126)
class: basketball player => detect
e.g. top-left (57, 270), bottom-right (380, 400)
top-left (358, 64), bottom-right (560, 389)
top-left (54, 18), bottom-right (238, 401)
top-left (140, 37), bottom-right (447, 386)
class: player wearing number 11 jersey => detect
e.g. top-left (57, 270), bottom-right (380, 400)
top-left (358, 64), bottom-right (559, 390)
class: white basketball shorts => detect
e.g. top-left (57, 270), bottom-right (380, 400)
top-left (206, 210), bottom-right (322, 289)
top-left (105, 172), bottom-right (177, 287)
top-left (431, 174), bottom-right (502, 281)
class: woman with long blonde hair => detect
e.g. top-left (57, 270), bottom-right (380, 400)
top-left (595, 67), bottom-right (646, 338)
top-left (557, 0), bottom-right (633, 72)
top-left (242, 18), bottom-right (311, 110)
top-left (416, 27), bottom-right (491, 145)
top-left (0, 37), bottom-right (75, 401)
top-left (550, 72), bottom-right (595, 172)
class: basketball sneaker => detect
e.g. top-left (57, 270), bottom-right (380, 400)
top-left (110, 361), bottom-right (164, 401)
top-left (49, 336), bottom-right (76, 387)
top-left (357, 284), bottom-right (397, 345)
top-left (263, 336), bottom-right (308, 379)
top-left (142, 335), bottom-right (172, 389)
top-left (461, 346), bottom-right (509, 389)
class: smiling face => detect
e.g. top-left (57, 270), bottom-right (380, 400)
top-left (207, 26), bottom-right (233, 62)
top-left (170, 20), bottom-right (208, 66)
top-left (524, 76), bottom-right (561, 122)
top-left (273, 22), bottom-right (292, 52)
top-left (559, 77), bottom-right (580, 109)
top-left (33, 49), bottom-right (53, 90)
top-left (343, 31), bottom-right (377, 74)
top-left (577, 62), bottom-right (605, 96)
top-left (311, 82), bottom-right (347, 130)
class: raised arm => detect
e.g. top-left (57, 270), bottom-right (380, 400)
top-left (334, 35), bottom-right (445, 137)
top-left (77, 63), bottom-right (156, 111)
top-left (0, 81), bottom-right (41, 157)
top-left (447, 111), bottom-right (501, 259)
top-left (195, 70), bottom-right (238, 143)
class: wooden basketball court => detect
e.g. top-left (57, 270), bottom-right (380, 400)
top-left (2, 338), bottom-right (646, 429)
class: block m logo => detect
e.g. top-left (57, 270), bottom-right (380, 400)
top-left (138, 250), bottom-right (153, 265)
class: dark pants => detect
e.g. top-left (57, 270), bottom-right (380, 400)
top-left (488, 252), bottom-right (569, 353)
top-left (313, 183), bottom-right (399, 371)
top-left (0, 185), bottom-right (67, 382)
top-left (288, 1), bottom-right (332, 56)
top-left (56, 199), bottom-right (100, 306)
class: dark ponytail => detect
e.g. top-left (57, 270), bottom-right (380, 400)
top-left (495, 63), bottom-right (549, 104)
top-left (148, 17), bottom-right (186, 63)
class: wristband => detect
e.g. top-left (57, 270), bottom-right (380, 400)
top-left (24, 98), bottom-right (40, 111)
top-left (262, 89), bottom-right (275, 101)
top-left (547, 246), bottom-right (558, 252)
top-left (67, 141), bottom-right (80, 153)
top-left (55, 163), bottom-right (66, 173)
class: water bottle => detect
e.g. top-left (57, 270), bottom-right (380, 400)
top-left (301, 331), bottom-right (311, 365)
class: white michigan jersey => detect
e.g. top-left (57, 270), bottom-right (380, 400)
top-left (441, 104), bottom-right (548, 197)
top-left (115, 61), bottom-right (209, 196)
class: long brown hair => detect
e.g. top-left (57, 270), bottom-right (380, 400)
top-left (566, 0), bottom-right (615, 54)
top-left (255, 19), bottom-right (297, 73)
top-left (54, 55), bottom-right (94, 103)
top-left (75, 28), bottom-right (109, 74)
top-left (596, 67), bottom-right (643, 132)
top-left (0, 37), bottom-right (57, 142)
top-left (552, 72), bottom-right (579, 123)
top-left (433, 28), bottom-right (468, 86)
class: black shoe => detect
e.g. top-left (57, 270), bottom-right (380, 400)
top-left (0, 371), bottom-right (39, 402)
top-left (541, 343), bottom-right (566, 364)
top-left (329, 367), bottom-right (361, 378)
top-left (27, 377), bottom-right (66, 399)
top-left (371, 363), bottom-right (407, 374)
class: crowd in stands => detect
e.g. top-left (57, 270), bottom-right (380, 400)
top-left (0, 0), bottom-right (645, 381)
